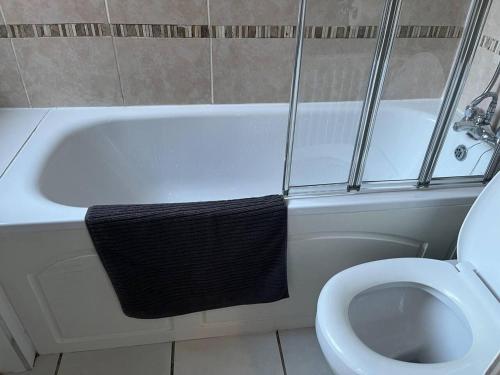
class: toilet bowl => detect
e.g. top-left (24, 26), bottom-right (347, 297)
top-left (316, 175), bottom-right (500, 375)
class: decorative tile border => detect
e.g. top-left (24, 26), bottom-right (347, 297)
top-left (480, 35), bottom-right (500, 55)
top-left (305, 24), bottom-right (463, 39)
top-left (0, 23), bottom-right (111, 38)
top-left (305, 25), bottom-right (376, 39)
top-left (4, 23), bottom-right (496, 56)
top-left (0, 23), bottom-right (465, 40)
top-left (397, 25), bottom-right (462, 39)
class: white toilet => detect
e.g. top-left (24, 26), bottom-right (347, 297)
top-left (316, 174), bottom-right (500, 375)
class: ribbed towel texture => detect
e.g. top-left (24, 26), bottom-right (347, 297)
top-left (85, 195), bottom-right (288, 319)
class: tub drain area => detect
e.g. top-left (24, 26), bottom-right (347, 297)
top-left (348, 283), bottom-right (472, 364)
top-left (455, 145), bottom-right (468, 161)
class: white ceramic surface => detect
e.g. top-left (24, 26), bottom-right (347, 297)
top-left (0, 286), bottom-right (36, 373)
top-left (58, 343), bottom-right (171, 375)
top-left (175, 333), bottom-right (283, 375)
top-left (316, 174), bottom-right (500, 375)
top-left (317, 259), bottom-right (500, 375)
top-left (279, 328), bottom-right (332, 375)
top-left (9, 329), bottom-right (330, 375)
top-left (0, 102), bottom-right (487, 354)
top-left (458, 172), bottom-right (500, 295)
top-left (0, 100), bottom-right (489, 226)
top-left (0, 109), bottom-right (48, 177)
top-left (292, 99), bottom-right (492, 186)
top-left (10, 355), bottom-right (59, 375)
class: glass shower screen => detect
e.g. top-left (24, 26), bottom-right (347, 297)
top-left (288, 0), bottom-right (385, 188)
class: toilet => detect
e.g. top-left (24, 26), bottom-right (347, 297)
top-left (316, 174), bottom-right (500, 374)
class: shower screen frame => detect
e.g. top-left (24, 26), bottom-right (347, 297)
top-left (283, 0), bottom-right (495, 198)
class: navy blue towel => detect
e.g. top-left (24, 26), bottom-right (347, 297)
top-left (85, 195), bottom-right (288, 319)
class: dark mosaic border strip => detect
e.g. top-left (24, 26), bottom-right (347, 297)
top-left (480, 35), bottom-right (500, 55)
top-left (305, 24), bottom-right (463, 39)
top-left (0, 23), bottom-right (465, 40)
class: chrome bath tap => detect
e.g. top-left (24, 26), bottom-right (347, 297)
top-left (453, 91), bottom-right (498, 147)
top-left (454, 61), bottom-right (499, 148)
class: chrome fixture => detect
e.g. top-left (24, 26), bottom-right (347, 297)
top-left (453, 91), bottom-right (498, 148)
top-left (454, 60), bottom-right (499, 148)
top-left (283, 0), bottom-right (308, 196)
top-left (347, 0), bottom-right (402, 191)
top-left (418, 0), bottom-right (493, 187)
top-left (483, 61), bottom-right (500, 182)
top-left (454, 145), bottom-right (468, 161)
top-left (455, 60), bottom-right (500, 181)
top-left (484, 144), bottom-right (500, 182)
top-left (282, 0), bottom-right (495, 196)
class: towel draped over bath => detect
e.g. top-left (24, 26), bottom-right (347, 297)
top-left (85, 195), bottom-right (288, 319)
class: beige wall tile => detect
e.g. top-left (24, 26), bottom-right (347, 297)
top-left (306, 0), bottom-right (384, 26)
top-left (399, 0), bottom-right (470, 25)
top-left (461, 0), bottom-right (500, 125)
top-left (459, 48), bottom-right (500, 128)
top-left (299, 39), bottom-right (377, 102)
top-left (107, 0), bottom-right (208, 24)
top-left (484, 0), bottom-right (500, 38)
top-left (300, 38), bottom-right (460, 102)
top-left (213, 39), bottom-right (295, 104)
top-left (459, 0), bottom-right (500, 128)
top-left (0, 0), bottom-right (107, 23)
top-left (0, 40), bottom-right (29, 107)
top-left (210, 0), bottom-right (298, 25)
top-left (13, 38), bottom-right (122, 107)
top-left (306, 0), bottom-right (469, 27)
top-left (116, 38), bottom-right (211, 105)
top-left (383, 38), bottom-right (460, 100)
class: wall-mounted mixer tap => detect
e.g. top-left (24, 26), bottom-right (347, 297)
top-left (454, 62), bottom-right (499, 148)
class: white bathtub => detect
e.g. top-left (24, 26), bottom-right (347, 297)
top-left (0, 100), bottom-right (487, 354)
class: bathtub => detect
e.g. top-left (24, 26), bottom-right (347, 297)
top-left (0, 100), bottom-right (487, 354)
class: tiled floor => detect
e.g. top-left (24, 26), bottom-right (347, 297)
top-left (12, 328), bottom-right (333, 375)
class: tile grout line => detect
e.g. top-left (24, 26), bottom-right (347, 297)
top-left (54, 353), bottom-right (62, 375)
top-left (0, 5), bottom-right (31, 107)
top-left (8, 40), bottom-right (31, 107)
top-left (0, 107), bottom-right (50, 180)
top-left (207, 0), bottom-right (215, 104)
top-left (104, 0), bottom-right (125, 105)
top-left (170, 341), bottom-right (176, 375)
top-left (276, 331), bottom-right (288, 375)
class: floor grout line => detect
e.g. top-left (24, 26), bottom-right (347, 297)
top-left (170, 341), bottom-right (175, 375)
top-left (54, 353), bottom-right (62, 375)
top-left (276, 331), bottom-right (288, 375)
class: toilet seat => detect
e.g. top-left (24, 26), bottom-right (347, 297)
top-left (316, 257), bottom-right (500, 375)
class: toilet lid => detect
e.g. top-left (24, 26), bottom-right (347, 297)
top-left (458, 172), bottom-right (500, 295)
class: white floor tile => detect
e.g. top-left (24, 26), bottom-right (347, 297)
top-left (58, 343), bottom-right (171, 375)
top-left (279, 328), bottom-right (333, 375)
top-left (174, 333), bottom-right (284, 375)
top-left (8, 354), bottom-right (60, 375)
